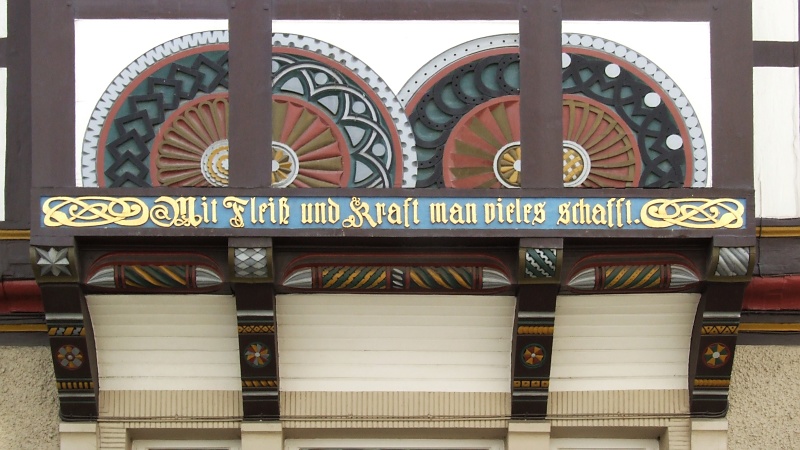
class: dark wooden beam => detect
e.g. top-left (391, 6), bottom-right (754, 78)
top-left (754, 41), bottom-right (799, 67)
top-left (228, 0), bottom-right (273, 188)
top-left (273, 0), bottom-right (519, 20)
top-left (562, 0), bottom-right (711, 21)
top-left (69, 0), bottom-right (711, 21)
top-left (710, 0), bottom-right (753, 189)
top-left (519, 0), bottom-right (562, 188)
top-left (30, 1), bottom-right (74, 188)
top-left (72, 0), bottom-right (229, 19)
top-left (3, 0), bottom-right (32, 229)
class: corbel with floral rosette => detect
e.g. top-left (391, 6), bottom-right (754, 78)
top-left (512, 238), bottom-right (563, 418)
top-left (690, 237), bottom-right (754, 416)
top-left (229, 238), bottom-right (279, 419)
top-left (30, 237), bottom-right (98, 420)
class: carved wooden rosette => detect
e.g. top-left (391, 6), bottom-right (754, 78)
top-left (230, 239), bottom-right (279, 419)
top-left (31, 244), bottom-right (98, 421)
top-left (512, 239), bottom-right (562, 418)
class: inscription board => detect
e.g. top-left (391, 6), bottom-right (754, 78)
top-left (41, 196), bottom-right (746, 231)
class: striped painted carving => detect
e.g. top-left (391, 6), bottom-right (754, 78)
top-left (281, 391), bottom-right (510, 428)
top-left (276, 294), bottom-right (515, 392)
top-left (549, 294), bottom-right (700, 392)
top-left (603, 265), bottom-right (662, 289)
top-left (87, 295), bottom-right (241, 391)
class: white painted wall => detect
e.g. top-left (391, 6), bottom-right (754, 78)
top-left (753, 67), bottom-right (800, 218)
top-left (87, 294), bottom-right (241, 391)
top-left (753, 0), bottom-right (798, 42)
top-left (276, 294), bottom-right (515, 392)
top-left (549, 293), bottom-right (700, 392)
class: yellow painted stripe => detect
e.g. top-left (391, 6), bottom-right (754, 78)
top-left (619, 266), bottom-right (646, 288)
top-left (366, 272), bottom-right (387, 289)
top-left (0, 324), bottom-right (47, 332)
top-left (0, 230), bottom-right (30, 240)
top-left (158, 265), bottom-right (186, 284)
top-left (409, 271), bottom-right (429, 288)
top-left (757, 226), bottom-right (800, 237)
top-left (739, 323), bottom-right (800, 332)
top-left (324, 268), bottom-right (348, 288)
top-left (425, 267), bottom-right (452, 289)
top-left (352, 267), bottom-right (378, 289)
top-left (630, 267), bottom-right (659, 289)
top-left (448, 268), bottom-right (473, 289)
top-left (605, 267), bottom-right (628, 288)
top-left (130, 266), bottom-right (168, 287)
top-left (341, 268), bottom-right (363, 288)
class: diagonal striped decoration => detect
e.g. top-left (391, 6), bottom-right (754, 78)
top-left (85, 253), bottom-right (224, 292)
top-left (603, 265), bottom-right (662, 290)
top-left (284, 265), bottom-right (511, 292)
top-left (320, 266), bottom-right (388, 290)
top-left (567, 254), bottom-right (700, 293)
top-left (408, 266), bottom-right (474, 290)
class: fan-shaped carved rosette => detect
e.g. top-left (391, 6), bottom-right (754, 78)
top-left (562, 96), bottom-right (640, 188)
top-left (272, 96), bottom-right (349, 188)
top-left (443, 97), bottom-right (521, 189)
top-left (153, 94), bottom-right (229, 187)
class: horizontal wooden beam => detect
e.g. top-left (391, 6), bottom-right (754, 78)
top-left (70, 0), bottom-right (711, 21)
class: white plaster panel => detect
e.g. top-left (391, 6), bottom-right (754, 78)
top-left (753, 0), bottom-right (799, 42)
top-left (276, 294), bottom-right (515, 392)
top-left (549, 294), bottom-right (700, 392)
top-left (753, 67), bottom-right (800, 218)
top-left (87, 294), bottom-right (241, 391)
top-left (0, 0), bottom-right (6, 38)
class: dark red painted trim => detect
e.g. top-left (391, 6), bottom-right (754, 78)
top-left (743, 276), bottom-right (800, 311)
top-left (0, 280), bottom-right (44, 313)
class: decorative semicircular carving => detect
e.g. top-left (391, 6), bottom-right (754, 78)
top-left (400, 33), bottom-right (707, 188)
top-left (81, 31), bottom-right (416, 188)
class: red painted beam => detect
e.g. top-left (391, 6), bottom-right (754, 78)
top-left (0, 280), bottom-right (43, 313)
top-left (743, 276), bottom-right (800, 311)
